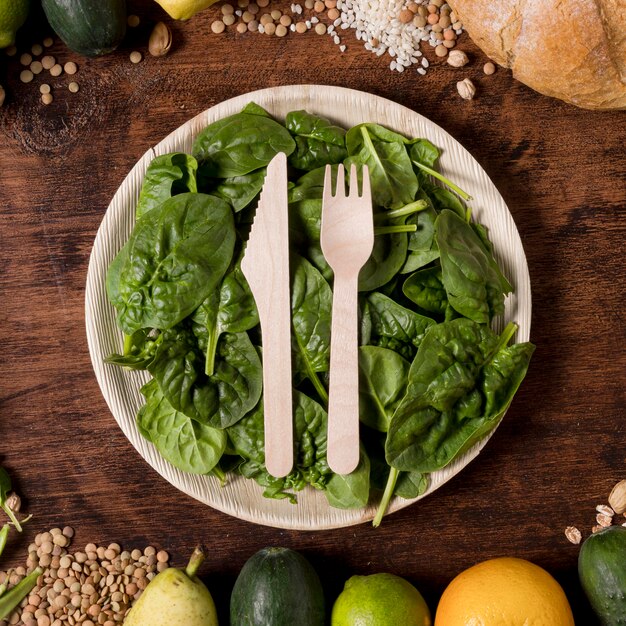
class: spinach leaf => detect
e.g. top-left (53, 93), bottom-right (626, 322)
top-left (291, 255), bottom-right (332, 402)
top-left (192, 112), bottom-right (295, 178)
top-left (362, 292), bottom-right (436, 357)
top-left (401, 250), bottom-right (440, 274)
top-left (472, 222), bottom-right (514, 294)
top-left (135, 153), bottom-right (198, 220)
top-left (192, 259), bottom-right (259, 376)
top-left (208, 168), bottom-right (266, 212)
top-left (288, 166), bottom-right (340, 203)
top-left (286, 110), bottom-right (347, 171)
top-left (385, 319), bottom-right (534, 472)
top-left (394, 470), bottom-right (428, 499)
top-left (359, 346), bottom-right (410, 432)
top-left (402, 267), bottom-right (449, 317)
top-left (435, 209), bottom-right (505, 324)
top-left (325, 446), bottom-right (371, 509)
top-left (228, 391), bottom-right (331, 502)
top-left (137, 380), bottom-right (227, 474)
top-left (428, 184), bottom-right (466, 219)
top-left (345, 123), bottom-right (417, 209)
top-left (408, 138), bottom-right (439, 168)
top-left (359, 232), bottom-right (408, 291)
top-left (149, 328), bottom-right (262, 429)
top-left (108, 193), bottom-right (235, 334)
top-left (241, 101), bottom-right (271, 117)
top-left (105, 328), bottom-right (163, 370)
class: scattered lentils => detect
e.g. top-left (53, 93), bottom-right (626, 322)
top-left (0, 528), bottom-right (169, 626)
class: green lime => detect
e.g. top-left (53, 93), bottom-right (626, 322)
top-left (331, 573), bottom-right (432, 626)
top-left (0, 0), bottom-right (29, 48)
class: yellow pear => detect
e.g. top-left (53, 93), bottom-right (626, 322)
top-left (124, 548), bottom-right (218, 626)
top-left (153, 0), bottom-right (219, 20)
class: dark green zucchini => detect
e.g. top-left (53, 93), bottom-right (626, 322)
top-left (579, 525), bottom-right (626, 625)
top-left (42, 0), bottom-right (126, 57)
top-left (230, 547), bottom-right (325, 626)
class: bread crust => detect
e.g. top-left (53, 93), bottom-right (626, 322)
top-left (449, 0), bottom-right (626, 109)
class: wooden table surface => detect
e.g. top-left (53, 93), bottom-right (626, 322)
top-left (1, 1), bottom-right (624, 623)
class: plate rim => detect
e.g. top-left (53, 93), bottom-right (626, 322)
top-left (85, 84), bottom-right (532, 530)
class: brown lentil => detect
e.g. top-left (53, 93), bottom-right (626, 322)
top-left (31, 44), bottom-right (43, 56)
top-left (434, 44), bottom-right (448, 57)
top-left (279, 14), bottom-right (292, 26)
top-left (20, 53), bottom-right (32, 66)
top-left (223, 14), bottom-right (236, 25)
top-left (20, 69), bottom-right (34, 83)
top-left (222, 3), bottom-right (234, 13)
top-left (41, 55), bottom-right (55, 69)
top-left (313, 0), bottom-right (325, 11)
top-left (41, 93), bottom-right (53, 105)
top-left (50, 64), bottom-right (62, 77)
top-left (236, 22), bottom-right (247, 33)
top-left (211, 20), bottom-right (226, 33)
top-left (264, 22), bottom-right (276, 34)
top-left (30, 61), bottom-right (43, 74)
top-left (270, 9), bottom-right (282, 20)
top-left (483, 61), bottom-right (496, 75)
top-left (314, 22), bottom-right (327, 34)
top-left (295, 21), bottom-right (307, 33)
top-left (39, 83), bottom-right (51, 95)
top-left (68, 82), bottom-right (79, 93)
top-left (327, 7), bottom-right (339, 19)
top-left (398, 9), bottom-right (413, 23)
top-left (5, 45), bottom-right (17, 56)
top-left (127, 14), bottom-right (140, 27)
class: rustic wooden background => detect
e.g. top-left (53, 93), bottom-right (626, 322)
top-left (1, 1), bottom-right (624, 623)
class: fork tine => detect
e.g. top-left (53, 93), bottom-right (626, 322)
top-left (360, 164), bottom-right (372, 204)
top-left (348, 163), bottom-right (359, 198)
top-left (323, 164), bottom-right (334, 202)
top-left (334, 163), bottom-right (345, 197)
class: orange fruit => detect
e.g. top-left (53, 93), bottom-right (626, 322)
top-left (435, 557), bottom-right (575, 626)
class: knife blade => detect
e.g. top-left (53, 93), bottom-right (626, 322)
top-left (240, 152), bottom-right (293, 478)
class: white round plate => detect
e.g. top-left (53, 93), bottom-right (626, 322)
top-left (85, 85), bottom-right (531, 530)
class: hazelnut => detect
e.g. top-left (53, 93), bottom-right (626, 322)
top-left (447, 50), bottom-right (469, 67)
top-left (456, 78), bottom-right (476, 100)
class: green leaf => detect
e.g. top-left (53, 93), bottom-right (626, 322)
top-left (240, 102), bottom-right (271, 117)
top-left (105, 329), bottom-right (163, 370)
top-left (345, 123), bottom-right (417, 209)
top-left (435, 210), bottom-right (506, 324)
top-left (403, 266), bottom-right (449, 317)
top-left (192, 112), bottom-right (295, 177)
top-left (137, 380), bottom-right (227, 474)
top-left (135, 153), bottom-right (198, 220)
top-left (385, 319), bottom-right (534, 473)
top-left (286, 110), bottom-right (347, 171)
top-left (192, 259), bottom-right (259, 375)
top-left (408, 138), bottom-right (439, 168)
top-left (291, 256), bottom-right (332, 402)
top-left (209, 168), bottom-right (266, 212)
top-left (325, 447), bottom-right (371, 509)
top-left (108, 193), bottom-right (236, 334)
top-left (359, 346), bottom-right (410, 432)
top-left (149, 329), bottom-right (262, 429)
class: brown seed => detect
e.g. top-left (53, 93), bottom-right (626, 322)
top-left (247, 20), bottom-right (259, 31)
top-left (243, 10), bottom-right (254, 22)
top-left (314, 22), bottom-right (326, 34)
top-left (211, 20), bottom-right (226, 33)
top-left (270, 9), bottom-right (282, 20)
top-left (399, 9), bottom-right (413, 23)
top-left (64, 61), bottom-right (78, 75)
top-left (483, 61), bottom-right (496, 75)
top-left (327, 7), bottom-right (339, 19)
top-left (260, 13), bottom-right (272, 25)
top-left (413, 15), bottom-right (426, 27)
top-left (279, 14), bottom-right (291, 26)
top-left (20, 52), bottom-right (32, 65)
top-left (127, 14), bottom-right (140, 27)
top-left (236, 22), bottom-right (247, 33)
top-left (156, 551), bottom-right (169, 563)
top-left (223, 13), bottom-right (236, 24)
top-left (43, 37), bottom-right (54, 47)
top-left (443, 39), bottom-right (456, 48)
top-left (427, 12), bottom-right (439, 24)
top-left (325, 0), bottom-right (337, 7)
top-left (62, 527), bottom-right (74, 538)
top-left (314, 0), bottom-right (325, 11)
top-left (41, 93), bottom-right (53, 105)
top-left (32, 43), bottom-right (43, 56)
top-left (41, 55), bottom-right (55, 69)
top-left (257, 0), bottom-right (269, 6)
top-left (40, 83), bottom-right (51, 94)
top-left (295, 21), bottom-right (307, 33)
top-left (435, 44), bottom-right (448, 57)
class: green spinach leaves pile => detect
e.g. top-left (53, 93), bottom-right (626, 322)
top-left (105, 102), bottom-right (534, 524)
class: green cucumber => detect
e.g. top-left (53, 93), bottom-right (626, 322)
top-left (42, 0), bottom-right (126, 57)
top-left (230, 547), bottom-right (325, 626)
top-left (579, 525), bottom-right (626, 625)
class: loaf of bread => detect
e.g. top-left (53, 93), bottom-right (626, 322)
top-left (449, 0), bottom-right (626, 110)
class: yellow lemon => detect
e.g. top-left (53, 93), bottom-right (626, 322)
top-left (435, 557), bottom-right (575, 626)
top-left (154, 0), bottom-right (219, 20)
top-left (332, 573), bottom-right (432, 626)
top-left (0, 0), bottom-right (29, 48)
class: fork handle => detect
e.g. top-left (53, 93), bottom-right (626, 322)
top-left (327, 272), bottom-right (361, 475)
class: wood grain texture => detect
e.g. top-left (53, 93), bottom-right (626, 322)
top-left (0, 1), bottom-right (624, 623)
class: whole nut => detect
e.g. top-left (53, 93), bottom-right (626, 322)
top-left (608, 479), bottom-right (626, 514)
top-left (149, 22), bottom-right (172, 57)
top-left (447, 49), bottom-right (469, 67)
top-left (456, 77), bottom-right (476, 100)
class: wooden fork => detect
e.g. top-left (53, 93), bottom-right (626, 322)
top-left (321, 163), bottom-right (374, 475)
